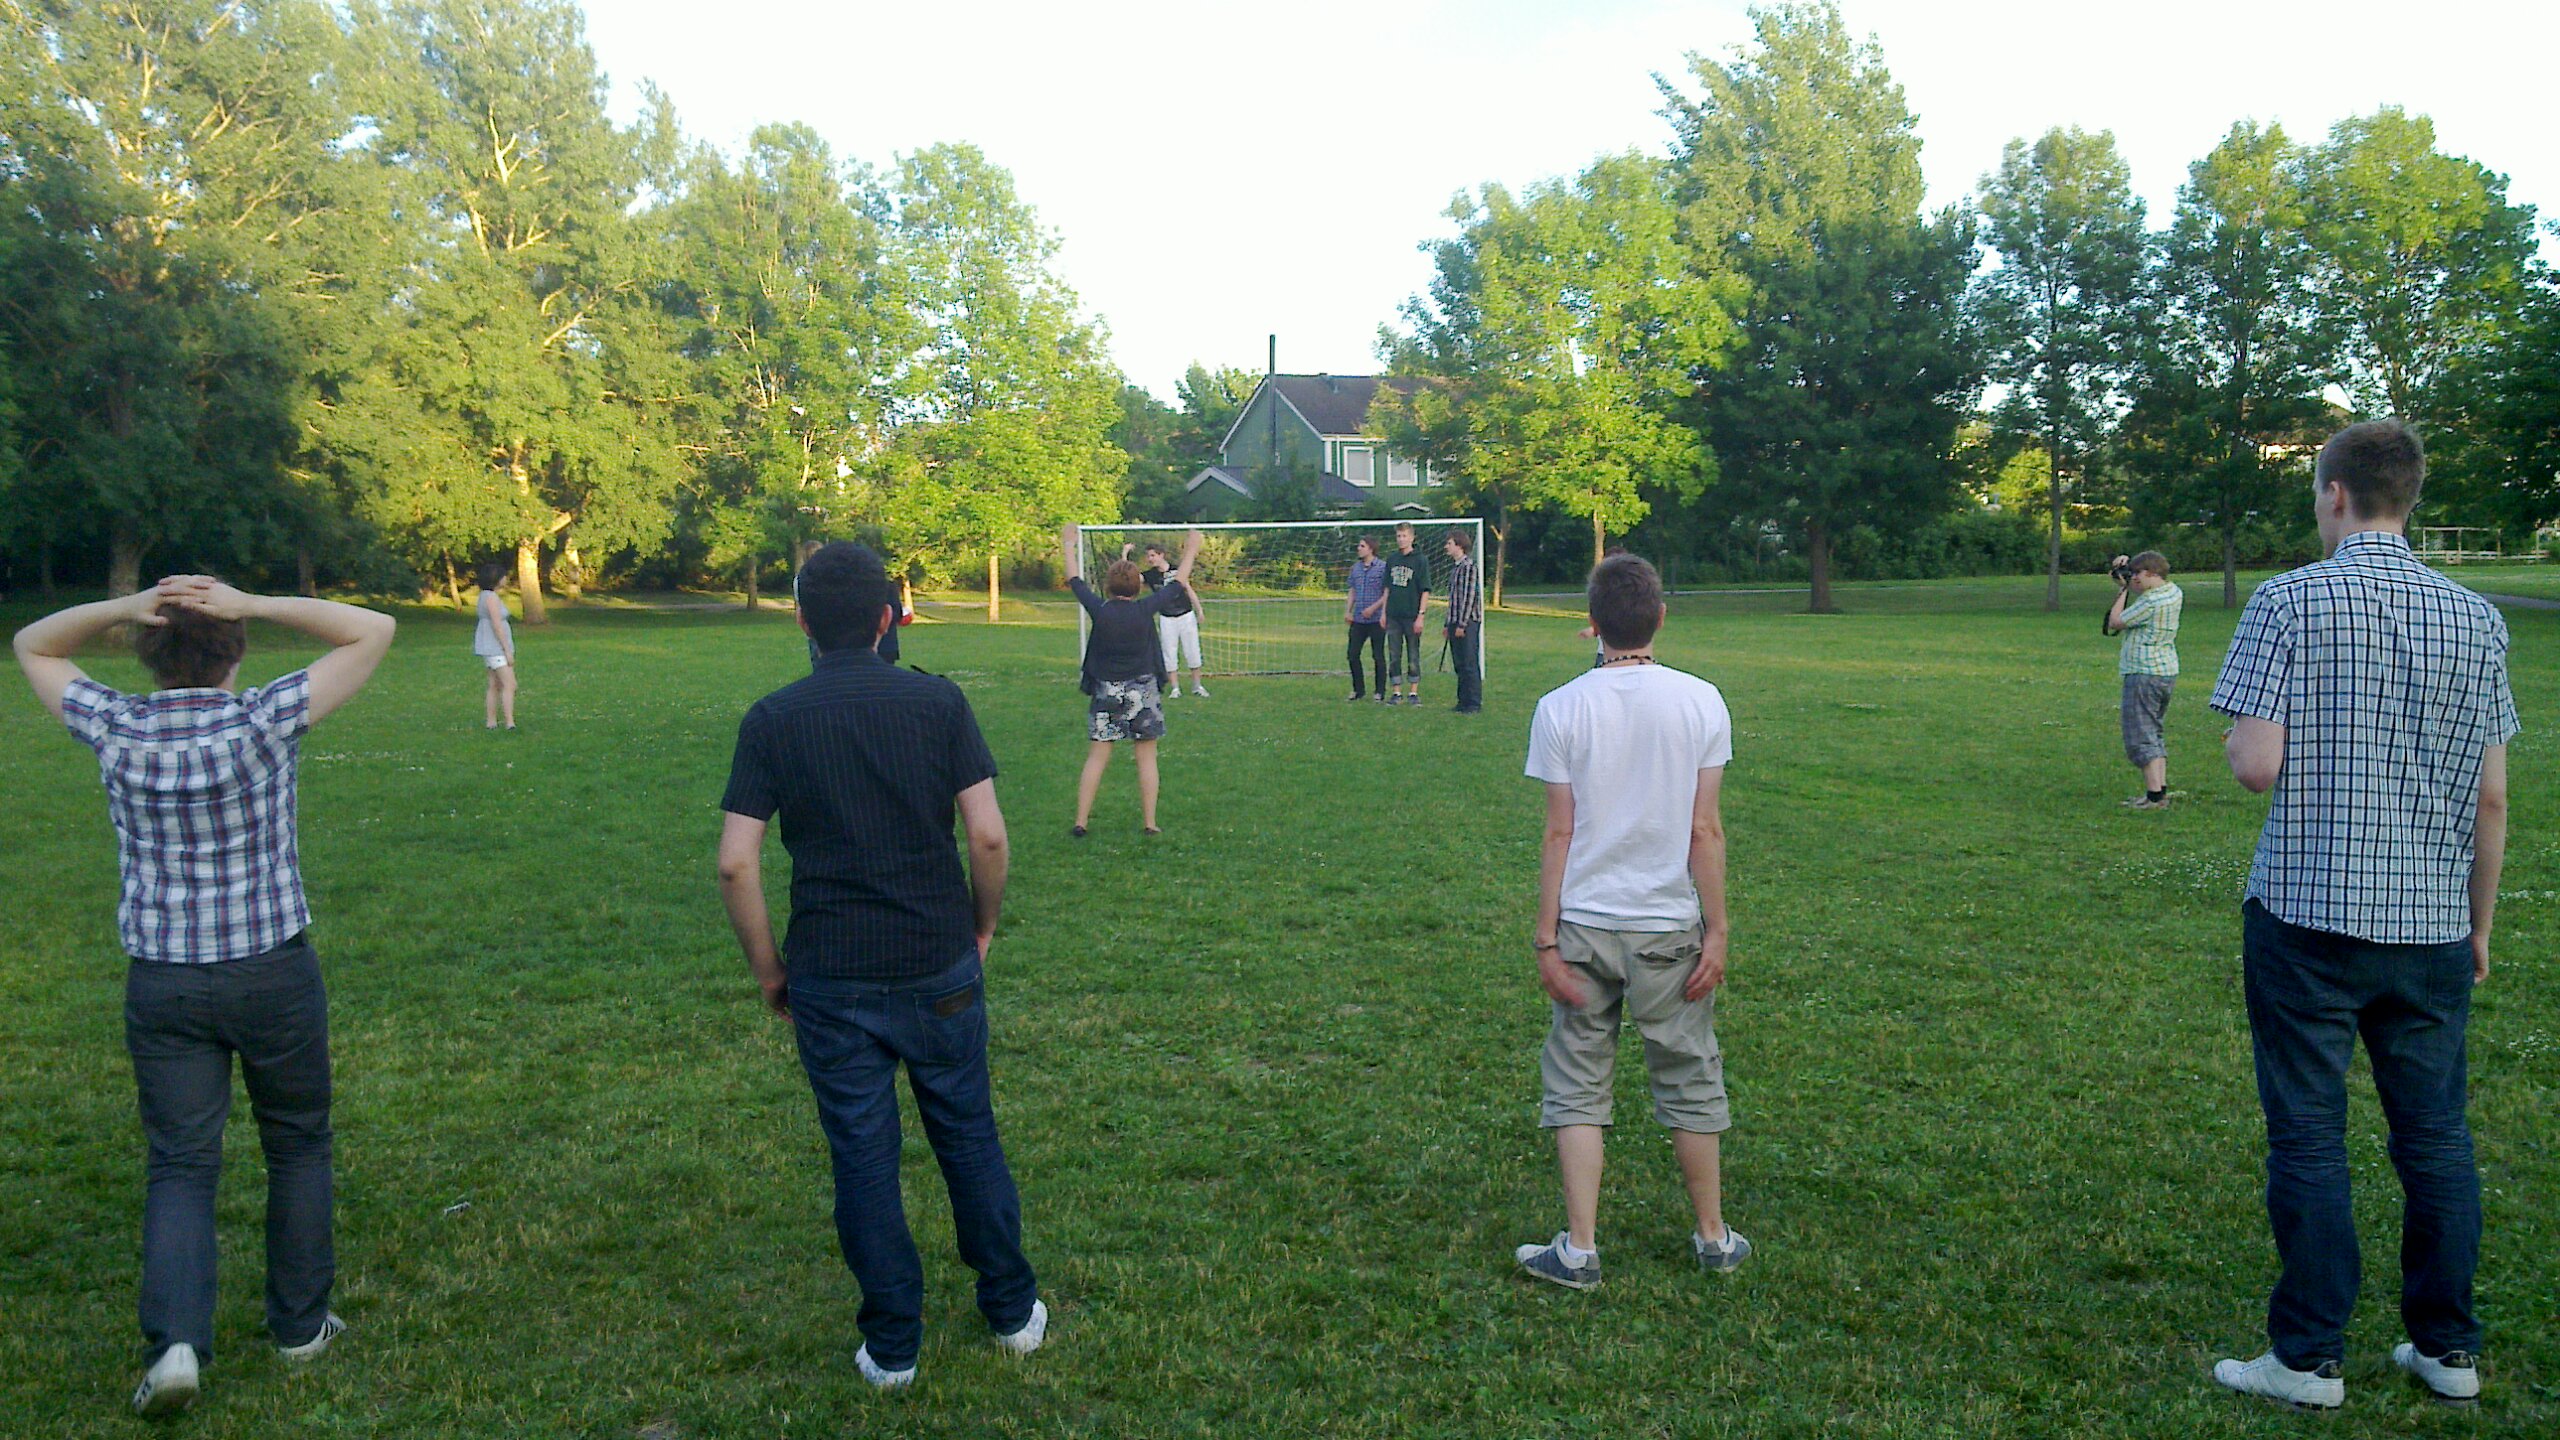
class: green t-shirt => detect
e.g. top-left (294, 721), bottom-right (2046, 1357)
top-left (1383, 547), bottom-right (1432, 620)
top-left (2118, 581), bottom-right (2183, 676)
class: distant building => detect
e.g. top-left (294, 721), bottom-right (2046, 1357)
top-left (1188, 373), bottom-right (1443, 518)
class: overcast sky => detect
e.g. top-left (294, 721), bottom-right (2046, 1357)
top-left (581, 0), bottom-right (2557, 403)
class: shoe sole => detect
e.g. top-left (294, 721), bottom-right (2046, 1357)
top-left (135, 1376), bottom-right (198, 1419)
top-left (1514, 1259), bottom-right (1599, 1291)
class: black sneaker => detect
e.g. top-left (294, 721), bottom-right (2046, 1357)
top-left (1513, 1232), bottom-right (1600, 1290)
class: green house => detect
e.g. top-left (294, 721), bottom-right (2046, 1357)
top-left (1187, 374), bottom-right (1444, 518)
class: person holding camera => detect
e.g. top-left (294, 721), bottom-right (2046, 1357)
top-left (2105, 551), bottom-right (2183, 810)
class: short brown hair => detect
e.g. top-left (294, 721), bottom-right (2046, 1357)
top-left (1395, 522), bottom-right (1414, 536)
top-left (1587, 553), bottom-right (1664, 650)
top-left (1446, 530), bottom-right (1472, 554)
top-left (2131, 551), bottom-right (2170, 578)
top-left (136, 602), bottom-right (247, 688)
top-left (2317, 420), bottom-right (2425, 519)
top-left (1103, 558), bottom-right (1144, 598)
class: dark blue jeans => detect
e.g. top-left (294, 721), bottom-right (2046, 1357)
top-left (789, 954), bottom-right (1036, 1369)
top-left (2241, 900), bottom-right (2480, 1367)
top-left (1446, 623), bottom-right (1480, 710)
top-left (125, 936), bottom-right (335, 1364)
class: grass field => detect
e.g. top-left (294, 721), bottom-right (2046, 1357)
top-left (1, 572), bottom-right (2551, 1439)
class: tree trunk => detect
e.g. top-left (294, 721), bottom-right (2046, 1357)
top-left (557, 542), bottom-right (583, 603)
top-left (109, 518), bottom-right (143, 598)
top-left (744, 555), bottom-right (760, 611)
top-left (1807, 521), bottom-right (1837, 614)
top-left (39, 543), bottom-right (56, 597)
top-left (1490, 521), bottom-right (1509, 608)
top-left (987, 550), bottom-right (1000, 623)
top-left (516, 539), bottom-right (549, 625)
top-left (296, 547), bottom-right (317, 598)
top-left (444, 556), bottom-right (464, 610)
top-left (2044, 433), bottom-right (2064, 613)
top-left (1592, 512), bottom-right (1605, 568)
top-left (2223, 530), bottom-right (2239, 609)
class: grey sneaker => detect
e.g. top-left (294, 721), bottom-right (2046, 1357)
top-left (995, 1299), bottom-right (1049, 1356)
top-left (2212, 1352), bottom-right (2344, 1410)
top-left (132, 1344), bottom-right (200, 1418)
top-left (278, 1312), bottom-right (345, 1362)
top-left (1513, 1232), bottom-right (1600, 1290)
top-left (855, 1344), bottom-right (916, 1389)
top-left (1694, 1228), bottom-right (1752, 1272)
top-left (2392, 1343), bottom-right (2480, 1402)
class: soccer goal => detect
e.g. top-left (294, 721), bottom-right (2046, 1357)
top-left (1075, 519), bottom-right (1488, 684)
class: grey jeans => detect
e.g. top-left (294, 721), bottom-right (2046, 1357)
top-left (125, 935), bottom-right (335, 1363)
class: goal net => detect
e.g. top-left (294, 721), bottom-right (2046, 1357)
top-left (1075, 519), bottom-right (1488, 684)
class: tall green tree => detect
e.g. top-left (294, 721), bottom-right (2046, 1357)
top-left (0, 0), bottom-right (355, 594)
top-left (1975, 126), bottom-right (2150, 610)
top-left (1376, 151), bottom-right (1734, 596)
top-left (326, 0), bottom-right (683, 622)
top-left (879, 142), bottom-right (1122, 602)
top-left (2431, 271), bottom-right (2560, 535)
top-left (2121, 120), bottom-right (2339, 606)
top-left (669, 124), bottom-right (905, 606)
top-left (2301, 108), bottom-right (2536, 423)
top-left (1663, 0), bottom-right (1979, 613)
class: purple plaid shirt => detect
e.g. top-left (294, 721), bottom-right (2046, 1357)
top-left (62, 671), bottom-right (314, 963)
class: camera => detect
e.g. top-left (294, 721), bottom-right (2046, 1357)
top-left (2108, 556), bottom-right (2134, 585)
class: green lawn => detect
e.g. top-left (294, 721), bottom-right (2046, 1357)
top-left (1, 574), bottom-right (2551, 1438)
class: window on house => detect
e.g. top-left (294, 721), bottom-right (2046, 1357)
top-left (1386, 454), bottom-right (1419, 487)
top-left (1343, 446), bottom-right (1375, 485)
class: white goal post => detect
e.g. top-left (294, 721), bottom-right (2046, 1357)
top-left (1074, 518), bottom-right (1489, 687)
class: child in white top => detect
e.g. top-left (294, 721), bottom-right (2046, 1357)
top-left (472, 562), bottom-right (517, 730)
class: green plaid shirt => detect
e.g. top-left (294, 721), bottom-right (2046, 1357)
top-left (2117, 581), bottom-right (2182, 676)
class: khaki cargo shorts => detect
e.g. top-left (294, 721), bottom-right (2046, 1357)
top-left (1539, 921), bottom-right (1728, 1133)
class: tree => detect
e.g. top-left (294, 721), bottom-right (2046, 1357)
top-left (2301, 108), bottom-right (2537, 423)
top-left (1376, 151), bottom-right (1733, 598)
top-left (326, 0), bottom-right (685, 623)
top-left (2432, 270), bottom-right (2560, 535)
top-left (1975, 126), bottom-right (2150, 609)
top-left (1664, 0), bottom-right (1979, 613)
top-left (879, 142), bottom-right (1122, 612)
top-left (2121, 121), bottom-right (2339, 606)
top-left (669, 124), bottom-right (906, 606)
top-left (0, 0), bottom-right (356, 594)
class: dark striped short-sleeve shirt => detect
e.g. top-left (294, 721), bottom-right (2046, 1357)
top-left (721, 648), bottom-right (998, 980)
top-left (2209, 532), bottom-right (2520, 943)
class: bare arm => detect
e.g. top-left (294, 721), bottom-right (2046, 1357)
top-left (2470, 744), bottom-right (2507, 984)
top-left (956, 778), bottom-right (1008, 957)
top-left (163, 579), bottom-right (396, 727)
top-left (716, 811), bottom-right (788, 1018)
top-left (1166, 528), bottom-right (1203, 585)
top-left (1061, 524), bottom-right (1084, 583)
top-left (1687, 767), bottom-right (1729, 1001)
top-left (1533, 782), bottom-right (1583, 1006)
top-left (2104, 586), bottom-right (2130, 634)
top-left (2225, 716), bottom-right (2286, 794)
top-left (12, 586), bottom-right (171, 720)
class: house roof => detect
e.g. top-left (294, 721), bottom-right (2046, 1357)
top-left (1215, 373), bottom-right (1435, 454)
top-left (1185, 465), bottom-right (1380, 512)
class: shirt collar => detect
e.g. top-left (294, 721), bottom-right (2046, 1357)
top-left (2332, 530), bottom-right (2414, 560)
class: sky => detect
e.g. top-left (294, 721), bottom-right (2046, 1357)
top-left (580, 0), bottom-right (2559, 404)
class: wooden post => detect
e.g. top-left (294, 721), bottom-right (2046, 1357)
top-left (987, 550), bottom-right (1001, 622)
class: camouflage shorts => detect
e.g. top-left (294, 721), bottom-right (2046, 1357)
top-left (1088, 676), bottom-right (1166, 743)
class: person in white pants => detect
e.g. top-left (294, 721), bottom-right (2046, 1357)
top-left (1131, 542), bottom-right (1208, 698)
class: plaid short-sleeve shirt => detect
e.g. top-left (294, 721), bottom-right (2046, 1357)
top-left (61, 671), bottom-right (315, 963)
top-left (2209, 533), bottom-right (2519, 943)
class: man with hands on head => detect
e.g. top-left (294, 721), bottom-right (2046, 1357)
top-left (1514, 552), bottom-right (1745, 1292)
top-left (14, 576), bottom-right (394, 1419)
top-left (715, 541), bottom-right (1043, 1391)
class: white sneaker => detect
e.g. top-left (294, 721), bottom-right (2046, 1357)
top-left (132, 1344), bottom-right (200, 1418)
top-left (854, 1344), bottom-right (916, 1389)
top-left (995, 1299), bottom-right (1049, 1356)
top-left (1191, 683), bottom-right (1209, 698)
top-left (278, 1312), bottom-right (345, 1361)
top-left (2392, 1343), bottom-right (2481, 1401)
top-left (2212, 1352), bottom-right (2344, 1410)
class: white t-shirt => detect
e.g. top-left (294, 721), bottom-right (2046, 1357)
top-left (1525, 663), bottom-right (1732, 931)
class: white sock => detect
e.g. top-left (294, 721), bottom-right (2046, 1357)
top-left (1559, 1237), bottom-right (1597, 1266)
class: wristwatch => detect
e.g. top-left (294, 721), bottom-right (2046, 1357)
top-left (1534, 939), bottom-right (1560, 951)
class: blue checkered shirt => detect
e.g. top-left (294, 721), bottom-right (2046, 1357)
top-left (61, 672), bottom-right (315, 963)
top-left (2209, 532), bottom-right (2519, 943)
